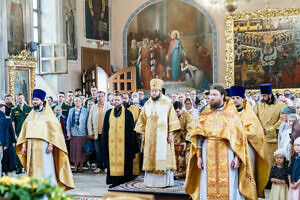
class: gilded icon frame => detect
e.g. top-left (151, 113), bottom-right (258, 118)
top-left (225, 8), bottom-right (300, 96)
top-left (6, 50), bottom-right (36, 106)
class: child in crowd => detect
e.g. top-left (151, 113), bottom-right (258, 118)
top-left (269, 148), bottom-right (289, 200)
top-left (288, 137), bottom-right (300, 200)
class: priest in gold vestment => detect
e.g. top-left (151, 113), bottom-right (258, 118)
top-left (16, 89), bottom-right (75, 190)
top-left (185, 85), bottom-right (255, 200)
top-left (254, 84), bottom-right (285, 167)
top-left (135, 79), bottom-right (181, 187)
top-left (123, 92), bottom-right (141, 176)
top-left (173, 101), bottom-right (195, 179)
top-left (230, 85), bottom-right (269, 198)
top-left (102, 93), bottom-right (139, 188)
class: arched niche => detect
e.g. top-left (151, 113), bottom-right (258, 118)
top-left (122, 0), bottom-right (218, 91)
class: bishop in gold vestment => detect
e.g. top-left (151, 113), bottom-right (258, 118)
top-left (135, 79), bottom-right (181, 187)
top-left (16, 89), bottom-right (74, 190)
top-left (230, 85), bottom-right (270, 198)
top-left (185, 85), bottom-right (255, 200)
top-left (254, 84), bottom-right (285, 167)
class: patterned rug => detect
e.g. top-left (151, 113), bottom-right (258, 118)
top-left (108, 176), bottom-right (186, 195)
top-left (74, 195), bottom-right (102, 200)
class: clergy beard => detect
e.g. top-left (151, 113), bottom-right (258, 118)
top-left (123, 102), bottom-right (130, 108)
top-left (261, 94), bottom-right (275, 105)
top-left (115, 104), bottom-right (122, 109)
top-left (151, 94), bottom-right (161, 101)
top-left (210, 101), bottom-right (222, 110)
top-left (33, 104), bottom-right (43, 112)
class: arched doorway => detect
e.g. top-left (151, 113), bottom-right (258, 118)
top-left (122, 0), bottom-right (218, 91)
top-left (97, 66), bottom-right (108, 95)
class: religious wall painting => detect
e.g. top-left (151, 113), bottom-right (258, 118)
top-left (85, 0), bottom-right (109, 41)
top-left (225, 8), bottom-right (300, 95)
top-left (14, 69), bottom-right (30, 103)
top-left (7, 0), bottom-right (27, 55)
top-left (6, 50), bottom-right (36, 106)
top-left (62, 0), bottom-right (78, 60)
top-left (126, 0), bottom-right (213, 91)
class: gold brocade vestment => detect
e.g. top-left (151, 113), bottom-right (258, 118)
top-left (127, 105), bottom-right (141, 175)
top-left (240, 100), bottom-right (269, 198)
top-left (185, 98), bottom-right (256, 200)
top-left (16, 104), bottom-right (75, 190)
top-left (135, 95), bottom-right (180, 173)
top-left (108, 107), bottom-right (126, 176)
top-left (254, 101), bottom-right (285, 167)
top-left (174, 110), bottom-right (195, 178)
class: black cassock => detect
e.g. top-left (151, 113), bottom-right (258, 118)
top-left (2, 118), bottom-right (16, 173)
top-left (102, 107), bottom-right (139, 186)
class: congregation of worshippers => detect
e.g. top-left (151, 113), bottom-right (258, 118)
top-left (1, 81), bottom-right (300, 199)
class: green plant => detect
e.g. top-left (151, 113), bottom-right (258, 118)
top-left (0, 176), bottom-right (73, 200)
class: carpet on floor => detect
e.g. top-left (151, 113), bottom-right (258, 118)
top-left (108, 176), bottom-right (186, 195)
top-left (74, 195), bottom-right (102, 200)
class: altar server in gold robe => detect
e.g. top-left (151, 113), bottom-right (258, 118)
top-left (185, 85), bottom-right (256, 200)
top-left (173, 101), bottom-right (195, 179)
top-left (230, 85), bottom-right (270, 198)
top-left (254, 84), bottom-right (285, 167)
top-left (16, 89), bottom-right (75, 190)
top-left (102, 93), bottom-right (139, 188)
top-left (135, 79), bottom-right (181, 188)
top-left (123, 92), bottom-right (141, 176)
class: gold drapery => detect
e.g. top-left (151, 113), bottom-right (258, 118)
top-left (16, 104), bottom-right (74, 190)
top-left (108, 107), bottom-right (126, 176)
top-left (128, 105), bottom-right (141, 175)
top-left (254, 101), bottom-right (285, 167)
top-left (185, 98), bottom-right (256, 200)
top-left (241, 100), bottom-right (270, 197)
top-left (135, 96), bottom-right (180, 172)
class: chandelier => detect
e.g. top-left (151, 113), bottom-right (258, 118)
top-left (207, 0), bottom-right (239, 12)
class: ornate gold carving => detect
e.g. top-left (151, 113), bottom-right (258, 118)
top-left (225, 8), bottom-right (300, 96)
top-left (246, 89), bottom-right (300, 98)
top-left (6, 49), bottom-right (37, 106)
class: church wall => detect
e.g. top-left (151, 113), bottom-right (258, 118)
top-left (110, 0), bottom-right (300, 85)
top-left (0, 1), bottom-right (5, 97)
top-left (11, 0), bottom-right (297, 94)
top-left (59, 0), bottom-right (111, 93)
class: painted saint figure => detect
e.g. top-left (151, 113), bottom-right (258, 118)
top-left (153, 38), bottom-right (166, 79)
top-left (167, 30), bottom-right (184, 81)
top-left (65, 0), bottom-right (75, 54)
top-left (9, 0), bottom-right (24, 54)
top-left (181, 58), bottom-right (204, 89)
top-left (128, 39), bottom-right (142, 88)
top-left (138, 38), bottom-right (152, 90)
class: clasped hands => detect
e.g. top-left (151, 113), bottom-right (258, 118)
top-left (197, 155), bottom-right (240, 170)
top-left (21, 144), bottom-right (53, 155)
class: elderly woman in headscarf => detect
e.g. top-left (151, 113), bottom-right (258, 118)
top-left (66, 97), bottom-right (89, 173)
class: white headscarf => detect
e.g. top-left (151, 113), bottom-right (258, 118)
top-left (294, 137), bottom-right (300, 145)
top-left (274, 148), bottom-right (286, 158)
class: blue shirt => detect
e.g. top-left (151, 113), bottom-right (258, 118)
top-left (289, 155), bottom-right (300, 183)
top-left (66, 107), bottom-right (89, 136)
